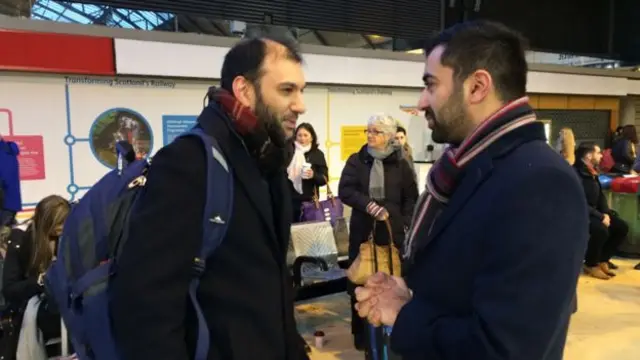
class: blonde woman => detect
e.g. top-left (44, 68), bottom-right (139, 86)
top-left (555, 127), bottom-right (576, 165)
top-left (2, 195), bottom-right (71, 358)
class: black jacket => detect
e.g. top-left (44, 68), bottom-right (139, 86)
top-left (1, 227), bottom-right (42, 360)
top-left (111, 103), bottom-right (307, 360)
top-left (288, 146), bottom-right (328, 202)
top-left (338, 145), bottom-right (418, 258)
top-left (2, 227), bottom-right (41, 308)
top-left (611, 139), bottom-right (635, 167)
top-left (574, 160), bottom-right (610, 221)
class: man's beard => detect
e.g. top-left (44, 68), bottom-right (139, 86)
top-left (246, 91), bottom-right (289, 176)
top-left (429, 89), bottom-right (467, 146)
top-left (254, 92), bottom-right (288, 148)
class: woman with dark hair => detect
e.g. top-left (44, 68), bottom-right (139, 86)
top-left (287, 122), bottom-right (329, 222)
top-left (395, 126), bottom-right (416, 175)
top-left (2, 195), bottom-right (71, 358)
top-left (611, 124), bottom-right (638, 173)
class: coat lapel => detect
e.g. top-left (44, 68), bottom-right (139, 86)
top-left (268, 171), bottom-right (293, 256)
top-left (200, 105), bottom-right (280, 251)
top-left (412, 124), bottom-right (545, 256)
top-left (414, 152), bottom-right (494, 254)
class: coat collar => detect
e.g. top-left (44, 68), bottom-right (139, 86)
top-left (411, 122), bottom-right (546, 257)
top-left (197, 104), bottom-right (290, 257)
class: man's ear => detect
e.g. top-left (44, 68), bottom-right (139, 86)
top-left (232, 76), bottom-right (256, 109)
top-left (466, 70), bottom-right (492, 105)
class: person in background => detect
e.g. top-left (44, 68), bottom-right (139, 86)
top-left (611, 124), bottom-right (637, 173)
top-left (338, 113), bottom-right (418, 352)
top-left (610, 126), bottom-right (623, 146)
top-left (395, 126), bottom-right (416, 175)
top-left (287, 122), bottom-right (328, 222)
top-left (2, 195), bottom-right (70, 359)
top-left (111, 36), bottom-right (309, 360)
top-left (574, 142), bottom-right (629, 280)
top-left (0, 137), bottom-right (22, 227)
top-left (354, 20), bottom-right (588, 360)
top-left (555, 127), bottom-right (576, 165)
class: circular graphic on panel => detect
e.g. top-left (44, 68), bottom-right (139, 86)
top-left (89, 108), bottom-right (154, 169)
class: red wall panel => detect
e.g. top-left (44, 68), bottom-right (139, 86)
top-left (0, 30), bottom-right (115, 75)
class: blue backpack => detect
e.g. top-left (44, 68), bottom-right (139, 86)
top-left (44, 127), bottom-right (233, 360)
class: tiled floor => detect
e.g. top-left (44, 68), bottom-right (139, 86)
top-left (296, 259), bottom-right (640, 360)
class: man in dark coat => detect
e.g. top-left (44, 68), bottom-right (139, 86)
top-left (354, 21), bottom-right (589, 360)
top-left (573, 142), bottom-right (628, 279)
top-left (111, 36), bottom-right (309, 360)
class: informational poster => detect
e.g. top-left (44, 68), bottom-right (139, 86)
top-left (5, 135), bottom-right (46, 180)
top-left (340, 125), bottom-right (367, 160)
top-left (162, 115), bottom-right (198, 145)
top-left (89, 107), bottom-right (153, 168)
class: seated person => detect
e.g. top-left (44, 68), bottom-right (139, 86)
top-left (2, 195), bottom-right (71, 358)
top-left (574, 142), bottom-right (629, 279)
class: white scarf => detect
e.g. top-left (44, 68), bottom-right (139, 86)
top-left (16, 295), bottom-right (47, 360)
top-left (287, 141), bottom-right (311, 194)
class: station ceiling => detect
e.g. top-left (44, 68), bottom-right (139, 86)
top-left (0, 0), bottom-right (430, 51)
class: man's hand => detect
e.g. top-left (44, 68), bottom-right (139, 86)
top-left (354, 272), bottom-right (412, 327)
top-left (602, 214), bottom-right (611, 227)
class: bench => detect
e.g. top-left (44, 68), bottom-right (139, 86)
top-left (288, 219), bottom-right (350, 302)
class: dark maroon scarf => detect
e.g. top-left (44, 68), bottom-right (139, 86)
top-left (209, 87), bottom-right (289, 175)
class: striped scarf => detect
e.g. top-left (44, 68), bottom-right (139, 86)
top-left (404, 97), bottom-right (538, 260)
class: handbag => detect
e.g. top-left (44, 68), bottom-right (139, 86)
top-left (300, 177), bottom-right (344, 225)
top-left (346, 219), bottom-right (401, 285)
top-left (333, 217), bottom-right (350, 259)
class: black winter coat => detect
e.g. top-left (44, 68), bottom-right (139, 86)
top-left (574, 161), bottom-right (610, 221)
top-left (1, 228), bottom-right (42, 360)
top-left (288, 146), bottom-right (328, 202)
top-left (111, 103), bottom-right (307, 360)
top-left (338, 145), bottom-right (418, 259)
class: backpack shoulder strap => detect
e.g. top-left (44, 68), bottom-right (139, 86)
top-left (175, 127), bottom-right (233, 360)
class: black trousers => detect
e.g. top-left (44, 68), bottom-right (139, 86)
top-left (585, 214), bottom-right (629, 267)
top-left (348, 280), bottom-right (362, 337)
top-left (37, 296), bottom-right (75, 357)
top-left (292, 198), bottom-right (303, 223)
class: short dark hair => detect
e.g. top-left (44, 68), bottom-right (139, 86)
top-left (424, 20), bottom-right (528, 102)
top-left (396, 126), bottom-right (407, 135)
top-left (575, 141), bottom-right (599, 161)
top-left (295, 122), bottom-right (319, 149)
top-left (220, 35), bottom-right (303, 93)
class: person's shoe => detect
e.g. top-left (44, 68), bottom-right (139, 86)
top-left (607, 261), bottom-right (619, 270)
top-left (600, 262), bottom-right (616, 277)
top-left (584, 265), bottom-right (611, 280)
top-left (634, 262), bottom-right (640, 270)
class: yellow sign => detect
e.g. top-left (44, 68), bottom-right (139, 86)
top-left (341, 125), bottom-right (367, 160)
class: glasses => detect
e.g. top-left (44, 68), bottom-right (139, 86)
top-left (364, 129), bottom-right (384, 136)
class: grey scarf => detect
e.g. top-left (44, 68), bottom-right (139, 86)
top-left (367, 145), bottom-right (396, 201)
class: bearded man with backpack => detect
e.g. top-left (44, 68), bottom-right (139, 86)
top-left (111, 36), bottom-right (308, 360)
top-left (46, 35), bottom-right (309, 360)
